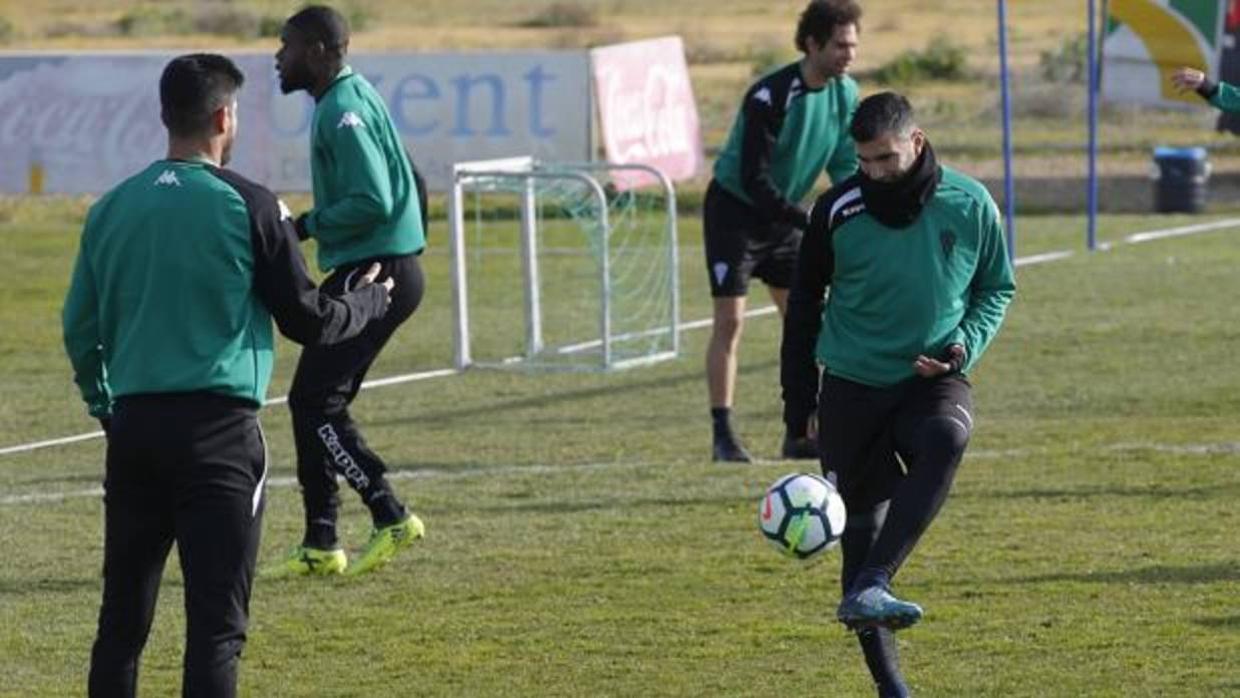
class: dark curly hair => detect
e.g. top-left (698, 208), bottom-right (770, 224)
top-left (795, 0), bottom-right (862, 53)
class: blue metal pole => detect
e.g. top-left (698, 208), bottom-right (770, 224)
top-left (1087, 0), bottom-right (1100, 251)
top-left (998, 0), bottom-right (1017, 259)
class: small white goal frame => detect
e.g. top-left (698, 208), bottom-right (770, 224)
top-left (447, 156), bottom-right (680, 371)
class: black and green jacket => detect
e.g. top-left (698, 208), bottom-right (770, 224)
top-left (781, 151), bottom-right (1015, 431)
top-left (302, 66), bottom-right (426, 272)
top-left (712, 62), bottom-right (859, 229)
top-left (63, 159), bottom-right (388, 419)
top-left (1196, 77), bottom-right (1240, 112)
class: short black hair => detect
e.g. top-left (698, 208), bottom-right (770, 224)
top-left (850, 92), bottom-right (917, 143)
top-left (795, 0), bottom-right (862, 53)
top-left (287, 4), bottom-right (350, 55)
top-left (159, 54), bottom-right (245, 138)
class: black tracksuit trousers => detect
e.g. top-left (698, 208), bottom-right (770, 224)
top-left (818, 372), bottom-right (973, 583)
top-left (88, 393), bottom-right (266, 698)
top-left (288, 253), bottom-right (424, 547)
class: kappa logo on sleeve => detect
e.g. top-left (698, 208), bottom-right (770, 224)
top-left (752, 87), bottom-right (772, 105)
top-left (337, 111), bottom-right (365, 129)
top-left (277, 199), bottom-right (293, 221)
top-left (153, 170), bottom-right (182, 187)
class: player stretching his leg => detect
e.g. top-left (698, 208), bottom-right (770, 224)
top-left (781, 92), bottom-right (1015, 697)
top-left (274, 5), bottom-right (428, 576)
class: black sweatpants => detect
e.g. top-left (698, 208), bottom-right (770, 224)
top-left (88, 393), bottom-right (266, 698)
top-left (818, 372), bottom-right (973, 583)
top-left (288, 253), bottom-right (424, 547)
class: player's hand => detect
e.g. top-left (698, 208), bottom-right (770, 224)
top-left (1171, 67), bottom-right (1206, 92)
top-left (294, 213), bottom-right (311, 241)
top-left (914, 344), bottom-right (965, 377)
top-left (913, 354), bottom-right (952, 377)
top-left (356, 262), bottom-right (395, 306)
top-left (796, 206), bottom-right (812, 231)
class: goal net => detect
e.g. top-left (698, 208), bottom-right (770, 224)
top-left (448, 157), bottom-right (680, 371)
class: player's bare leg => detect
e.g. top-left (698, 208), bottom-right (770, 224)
top-left (706, 295), bottom-right (752, 462)
top-left (766, 285), bottom-right (789, 316)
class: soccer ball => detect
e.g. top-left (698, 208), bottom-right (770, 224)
top-left (758, 473), bottom-right (846, 561)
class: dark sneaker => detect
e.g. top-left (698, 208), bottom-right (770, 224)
top-left (712, 434), bottom-right (753, 463)
top-left (837, 585), bottom-right (924, 630)
top-left (876, 682), bottom-right (912, 698)
top-left (781, 435), bottom-right (818, 460)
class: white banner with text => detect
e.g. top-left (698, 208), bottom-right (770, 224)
top-left (0, 51), bottom-right (591, 193)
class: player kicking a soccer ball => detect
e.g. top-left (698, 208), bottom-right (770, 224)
top-left (272, 5), bottom-right (429, 577)
top-left (781, 92), bottom-right (1015, 697)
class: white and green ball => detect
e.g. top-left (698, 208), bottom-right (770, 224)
top-left (758, 473), bottom-right (846, 561)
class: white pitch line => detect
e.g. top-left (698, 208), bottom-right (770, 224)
top-left (0, 430), bottom-right (106, 455)
top-left (0, 305), bottom-right (781, 458)
top-left (1014, 250), bottom-right (1074, 267)
top-left (0, 365), bottom-right (463, 457)
top-left (262, 367), bottom-right (461, 407)
top-left (6, 438), bottom-right (1240, 507)
top-left (5, 216), bottom-right (1239, 458)
top-left (0, 459), bottom-right (655, 506)
top-left (1123, 217), bottom-right (1240, 244)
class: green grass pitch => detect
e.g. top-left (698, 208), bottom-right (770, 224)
top-left (0, 197), bottom-right (1237, 696)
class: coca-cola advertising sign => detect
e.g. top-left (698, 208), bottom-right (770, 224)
top-left (590, 36), bottom-right (703, 190)
top-left (0, 54), bottom-right (274, 194)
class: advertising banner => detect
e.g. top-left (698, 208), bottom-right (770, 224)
top-left (590, 36), bottom-right (703, 189)
top-left (0, 51), bottom-right (591, 193)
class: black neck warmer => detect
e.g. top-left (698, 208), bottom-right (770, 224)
top-left (858, 140), bottom-right (942, 228)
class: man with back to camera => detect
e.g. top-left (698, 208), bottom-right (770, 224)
top-left (63, 53), bottom-right (393, 698)
top-left (704, 0), bottom-right (861, 463)
top-left (272, 4), bottom-right (430, 576)
top-left (781, 92), bottom-right (1015, 697)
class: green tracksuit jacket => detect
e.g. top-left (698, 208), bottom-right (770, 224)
top-left (712, 62), bottom-right (859, 229)
top-left (63, 159), bottom-right (388, 418)
top-left (302, 66), bottom-right (425, 272)
top-left (781, 165), bottom-right (1016, 429)
top-left (1201, 78), bottom-right (1240, 111)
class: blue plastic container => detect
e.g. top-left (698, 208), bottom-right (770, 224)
top-left (1152, 146), bottom-right (1209, 213)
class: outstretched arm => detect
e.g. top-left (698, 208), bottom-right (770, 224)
top-left (249, 192), bottom-right (392, 345)
top-left (1172, 67), bottom-right (1240, 112)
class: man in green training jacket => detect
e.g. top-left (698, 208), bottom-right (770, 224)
top-left (1171, 65), bottom-right (1240, 111)
top-left (705, 0), bottom-right (861, 463)
top-left (273, 4), bottom-right (429, 577)
top-left (781, 92), bottom-right (1014, 698)
top-left (64, 53), bottom-right (392, 698)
